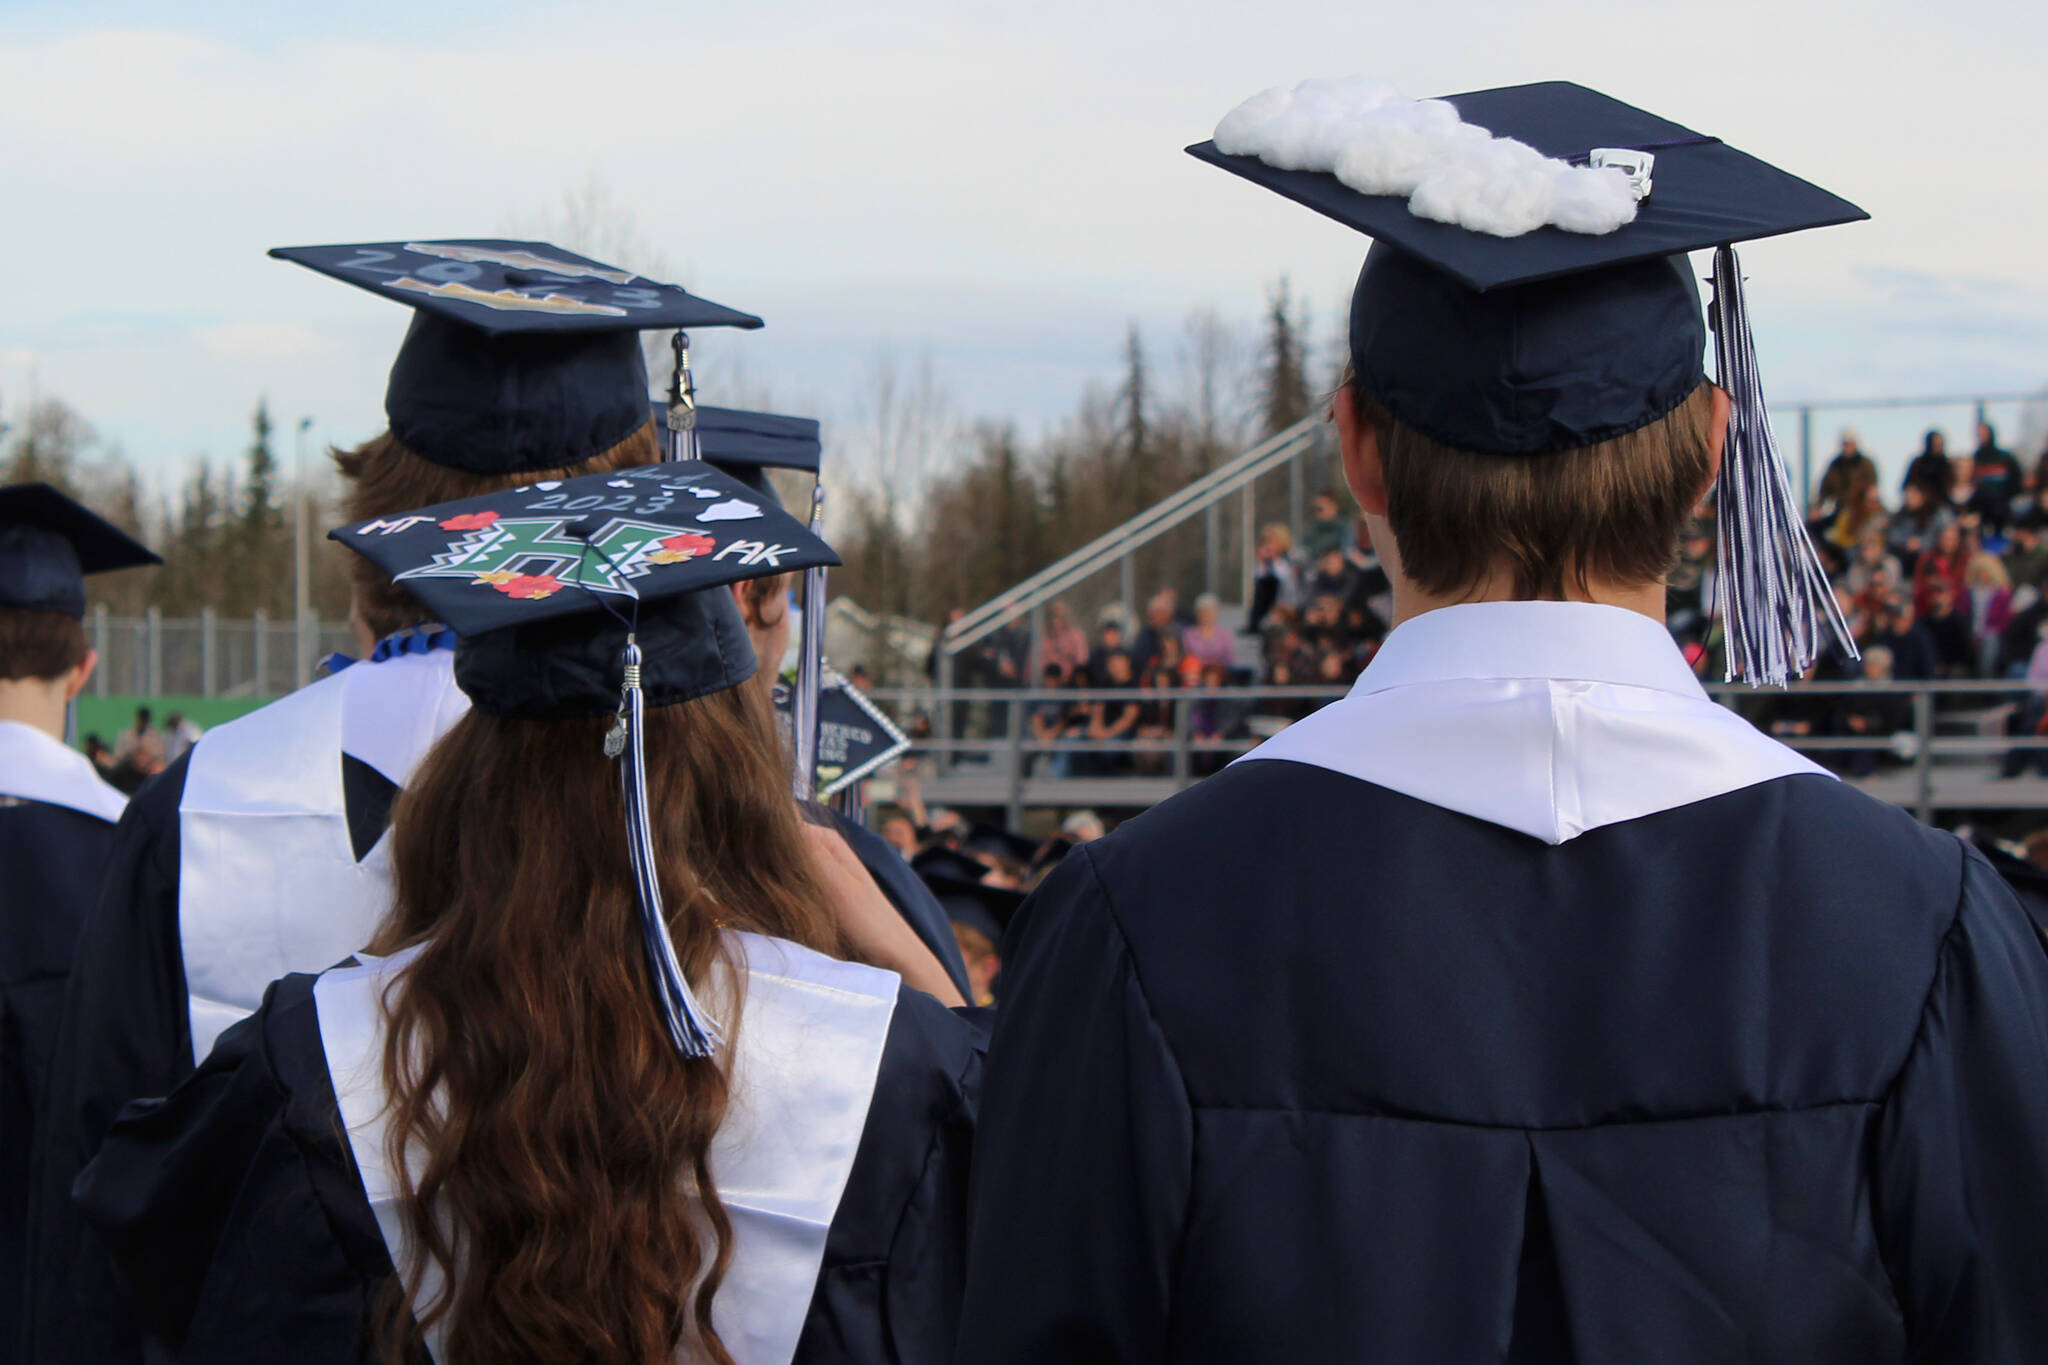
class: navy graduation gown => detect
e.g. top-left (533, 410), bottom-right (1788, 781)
top-left (0, 795), bottom-right (117, 1365)
top-left (959, 760), bottom-right (2048, 1363)
top-left (74, 965), bottom-right (984, 1364)
top-left (813, 801), bottom-right (972, 1001)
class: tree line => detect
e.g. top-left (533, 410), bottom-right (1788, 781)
top-left (3, 274), bottom-right (1332, 643)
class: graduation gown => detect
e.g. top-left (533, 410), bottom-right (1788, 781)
top-left (22, 648), bottom-right (468, 1365)
top-left (73, 933), bottom-right (984, 1365)
top-left (959, 601), bottom-right (2048, 1364)
top-left (0, 721), bottom-right (126, 1365)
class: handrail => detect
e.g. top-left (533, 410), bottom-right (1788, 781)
top-left (941, 415), bottom-right (1325, 653)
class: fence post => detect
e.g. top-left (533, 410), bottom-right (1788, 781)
top-left (201, 607), bottom-right (217, 698)
top-left (1798, 406), bottom-right (1814, 511)
top-left (1204, 502), bottom-right (1220, 598)
top-left (145, 606), bottom-right (163, 698)
top-left (295, 601), bottom-right (312, 690)
top-left (935, 647), bottom-right (953, 779)
top-left (1912, 689), bottom-right (1935, 824)
top-left (1006, 696), bottom-right (1026, 830)
top-left (253, 609), bottom-right (269, 698)
top-left (92, 603), bottom-right (109, 697)
top-left (1239, 484), bottom-right (1255, 608)
top-left (1120, 555), bottom-right (1136, 633)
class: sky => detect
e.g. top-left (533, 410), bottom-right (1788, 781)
top-left (4, 0), bottom-right (2047, 498)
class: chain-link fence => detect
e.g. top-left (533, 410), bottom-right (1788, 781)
top-left (87, 608), bottom-right (357, 700)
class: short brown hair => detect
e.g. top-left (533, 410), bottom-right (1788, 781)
top-left (0, 607), bottom-right (89, 682)
top-left (334, 421), bottom-right (663, 639)
top-left (1353, 379), bottom-right (1716, 601)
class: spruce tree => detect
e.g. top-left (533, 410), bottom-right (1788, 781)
top-left (1258, 277), bottom-right (1314, 437)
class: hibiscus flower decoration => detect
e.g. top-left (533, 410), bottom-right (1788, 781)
top-left (646, 531), bottom-right (717, 565)
top-left (494, 573), bottom-right (564, 600)
top-left (440, 510), bottom-right (500, 531)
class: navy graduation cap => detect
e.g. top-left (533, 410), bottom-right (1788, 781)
top-left (773, 665), bottom-right (910, 797)
top-left (911, 845), bottom-right (992, 885)
top-left (925, 873), bottom-right (1024, 947)
top-left (964, 822), bottom-right (1040, 870)
top-left (0, 483), bottom-right (160, 618)
top-left (1190, 78), bottom-right (1866, 685)
top-left (651, 402), bottom-right (823, 507)
top-left (329, 463), bottom-right (837, 717)
top-left (332, 464), bottom-right (836, 1062)
top-left (273, 239), bottom-right (762, 477)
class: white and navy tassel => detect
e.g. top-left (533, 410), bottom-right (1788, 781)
top-left (1709, 246), bottom-right (1858, 686)
top-left (609, 638), bottom-right (722, 1058)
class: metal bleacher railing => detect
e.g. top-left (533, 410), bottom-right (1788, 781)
top-left (869, 680), bottom-right (2048, 827)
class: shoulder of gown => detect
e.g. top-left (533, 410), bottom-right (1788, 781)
top-left (72, 971), bottom-right (392, 1365)
top-left (798, 985), bottom-right (986, 1365)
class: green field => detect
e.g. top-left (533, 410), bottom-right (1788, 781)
top-left (73, 694), bottom-right (272, 750)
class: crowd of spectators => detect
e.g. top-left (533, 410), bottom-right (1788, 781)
top-left (922, 422), bottom-right (2048, 778)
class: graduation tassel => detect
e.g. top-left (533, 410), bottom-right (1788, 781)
top-left (611, 637), bottom-right (722, 1059)
top-left (665, 330), bottom-right (700, 464)
top-left (790, 484), bottom-right (828, 803)
top-left (1709, 246), bottom-right (1857, 686)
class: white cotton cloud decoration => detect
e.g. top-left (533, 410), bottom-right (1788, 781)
top-left (1213, 77), bottom-right (1638, 238)
top-left (696, 499), bottom-right (762, 522)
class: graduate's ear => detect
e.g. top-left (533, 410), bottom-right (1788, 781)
top-left (1701, 384), bottom-right (1731, 505)
top-left (63, 648), bottom-right (97, 704)
top-left (1335, 383), bottom-right (1390, 518)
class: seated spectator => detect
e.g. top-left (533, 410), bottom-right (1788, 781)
top-left (1084, 651), bottom-right (1141, 775)
top-left (1887, 481), bottom-right (1953, 569)
top-left (1812, 430), bottom-right (1877, 521)
top-left (1248, 525), bottom-right (1302, 632)
top-left (1313, 647), bottom-right (1353, 691)
top-left (1132, 665), bottom-right (1178, 776)
top-left (83, 732), bottom-right (114, 776)
top-left (1874, 595), bottom-right (1940, 681)
top-left (1182, 593), bottom-right (1236, 671)
top-left (879, 813), bottom-right (920, 859)
top-left (1189, 662), bottom-right (1246, 775)
top-left (1911, 520), bottom-right (1971, 617)
top-left (1027, 663), bottom-right (1076, 776)
top-left (1154, 630), bottom-right (1189, 680)
top-left (2006, 515), bottom-right (2048, 595)
top-left (163, 711), bottom-right (203, 763)
top-left (1835, 646), bottom-right (1911, 778)
top-left (1823, 482), bottom-right (1888, 554)
top-left (1300, 595), bottom-right (1346, 650)
top-left (1966, 553), bottom-right (2015, 676)
top-left (1129, 590), bottom-right (1179, 673)
top-left (1844, 530), bottom-right (1903, 618)
top-left (1901, 429), bottom-right (1954, 502)
top-left (2007, 621), bottom-right (2048, 777)
top-left (1034, 600), bottom-right (1088, 680)
top-left (1921, 582), bottom-right (1976, 678)
top-left (1089, 616), bottom-right (1128, 680)
top-left (1258, 660), bottom-right (1314, 726)
top-left (1303, 490), bottom-right (1349, 561)
top-left (1306, 547), bottom-right (1355, 605)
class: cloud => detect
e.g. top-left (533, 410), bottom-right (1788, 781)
top-left (696, 499), bottom-right (762, 522)
top-left (191, 322), bottom-right (338, 362)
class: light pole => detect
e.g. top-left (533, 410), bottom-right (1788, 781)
top-left (294, 417), bottom-right (314, 688)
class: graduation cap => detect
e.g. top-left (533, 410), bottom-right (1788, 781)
top-left (332, 466), bottom-right (839, 1059)
top-left (911, 845), bottom-right (992, 884)
top-left (1190, 79), bottom-right (1866, 685)
top-left (649, 403), bottom-right (823, 507)
top-left (272, 239), bottom-right (762, 476)
top-left (926, 873), bottom-right (1025, 947)
top-left (773, 665), bottom-right (910, 797)
top-left (964, 821), bottom-right (1040, 870)
top-left (0, 483), bottom-right (160, 618)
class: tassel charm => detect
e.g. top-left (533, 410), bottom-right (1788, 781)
top-left (615, 637), bottom-right (723, 1058)
top-left (1708, 246), bottom-right (1858, 686)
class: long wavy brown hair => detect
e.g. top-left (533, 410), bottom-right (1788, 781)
top-left (368, 679), bottom-right (845, 1364)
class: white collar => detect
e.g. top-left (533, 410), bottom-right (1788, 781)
top-left (1354, 600), bottom-right (1707, 699)
top-left (0, 719), bottom-right (127, 823)
top-left (1241, 601), bottom-right (1827, 845)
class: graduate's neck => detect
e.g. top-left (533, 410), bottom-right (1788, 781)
top-left (1369, 514), bottom-right (1667, 630)
top-left (0, 674), bottom-right (76, 743)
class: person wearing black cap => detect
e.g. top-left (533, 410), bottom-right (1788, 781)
top-left (960, 81), bottom-right (2048, 1362)
top-left (22, 239), bottom-right (765, 1365)
top-left (913, 847), bottom-right (1024, 1008)
top-left (0, 485), bottom-right (156, 1365)
top-left (70, 468), bottom-right (980, 1362)
top-left (688, 403), bottom-right (971, 999)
